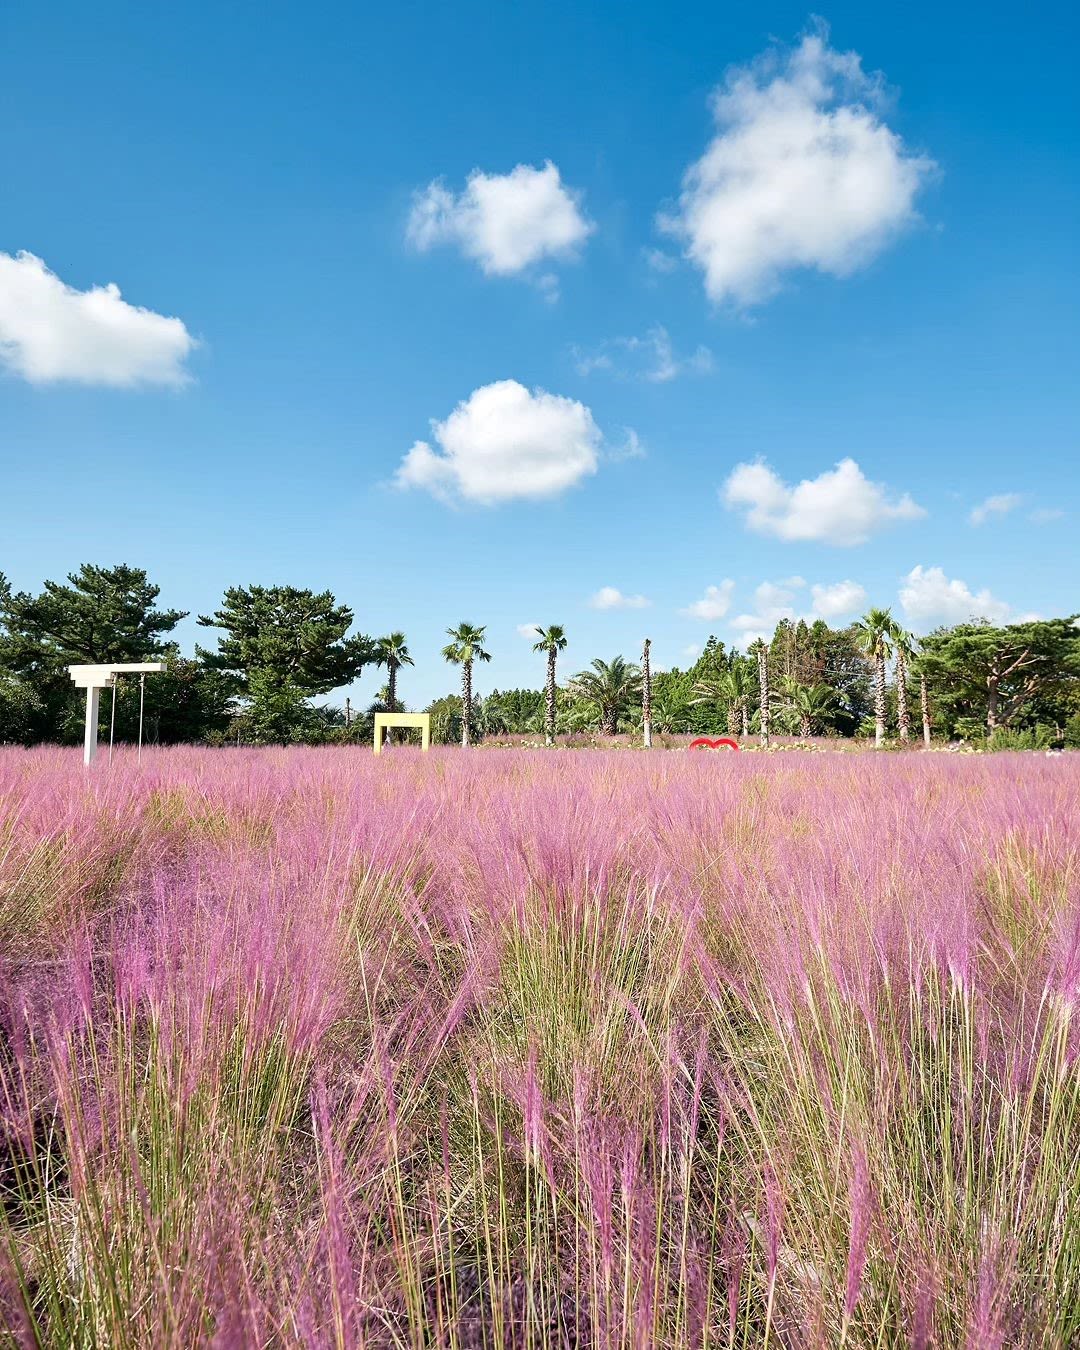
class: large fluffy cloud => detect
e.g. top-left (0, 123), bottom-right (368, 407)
top-left (722, 457), bottom-right (924, 546)
top-left (660, 30), bottom-right (935, 304)
top-left (407, 162), bottom-right (593, 277)
top-left (898, 565), bottom-right (1034, 628)
top-left (395, 379), bottom-right (604, 505)
top-left (0, 251), bottom-right (196, 386)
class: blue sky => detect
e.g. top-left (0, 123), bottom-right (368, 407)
top-left (2, 1), bottom-right (1077, 707)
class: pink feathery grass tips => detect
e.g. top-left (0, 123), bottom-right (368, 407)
top-left (0, 744), bottom-right (1076, 1346)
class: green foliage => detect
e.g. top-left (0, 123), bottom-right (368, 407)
top-left (198, 584), bottom-right (373, 744)
top-left (986, 723), bottom-right (1056, 751)
top-left (569, 656), bottom-right (642, 735)
top-left (426, 692), bottom-right (484, 744)
top-left (481, 688), bottom-right (544, 735)
top-left (0, 564), bottom-right (187, 744)
top-left (1065, 713), bottom-right (1080, 749)
top-left (921, 618), bottom-right (1080, 735)
top-left (0, 670), bottom-right (43, 744)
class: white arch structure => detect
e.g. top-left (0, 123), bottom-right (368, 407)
top-left (68, 662), bottom-right (165, 765)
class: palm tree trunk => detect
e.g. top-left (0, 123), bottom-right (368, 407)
top-left (920, 672), bottom-right (931, 747)
top-left (801, 713), bottom-right (811, 738)
top-left (387, 662), bottom-right (398, 746)
top-left (896, 648), bottom-right (910, 741)
top-left (727, 702), bottom-right (738, 737)
top-left (641, 638), bottom-right (652, 749)
top-left (742, 700), bottom-right (750, 738)
top-left (874, 651), bottom-right (886, 747)
top-left (461, 660), bottom-right (472, 748)
top-left (545, 649), bottom-right (557, 747)
top-left (757, 646), bottom-right (770, 748)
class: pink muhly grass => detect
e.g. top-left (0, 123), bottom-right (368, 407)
top-left (844, 1143), bottom-right (873, 1321)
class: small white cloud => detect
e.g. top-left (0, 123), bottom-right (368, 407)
top-left (588, 586), bottom-right (650, 611)
top-left (516, 623), bottom-right (541, 639)
top-left (682, 643), bottom-right (703, 660)
top-left (395, 379), bottom-right (602, 505)
top-left (406, 161), bottom-right (593, 279)
top-left (899, 565), bottom-right (1033, 628)
top-left (574, 325), bottom-right (713, 383)
top-left (0, 251), bottom-right (196, 387)
top-left (680, 580), bottom-right (736, 621)
top-left (810, 579), bottom-right (867, 620)
top-left (660, 28), bottom-right (935, 305)
top-left (607, 427), bottom-right (646, 462)
top-left (1028, 507), bottom-right (1065, 524)
top-left (643, 247), bottom-right (679, 274)
top-left (969, 492), bottom-right (1023, 526)
top-left (722, 457), bottom-right (924, 546)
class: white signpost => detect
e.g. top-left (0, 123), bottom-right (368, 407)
top-left (68, 662), bottom-right (166, 766)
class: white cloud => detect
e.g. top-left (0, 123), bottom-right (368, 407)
top-left (660, 28), bottom-right (935, 305)
top-left (722, 457), bottom-right (925, 546)
top-left (810, 579), bottom-right (867, 620)
top-left (1028, 507), bottom-right (1065, 524)
top-left (588, 587), bottom-right (650, 611)
top-left (682, 643), bottom-right (703, 660)
top-left (643, 247), bottom-right (678, 274)
top-left (516, 623), bottom-right (541, 639)
top-left (898, 565), bottom-right (1034, 629)
top-left (0, 251), bottom-right (196, 386)
top-left (730, 578), bottom-right (803, 647)
top-left (574, 325), bottom-right (713, 383)
top-left (395, 379), bottom-right (602, 505)
top-left (406, 161), bottom-right (593, 278)
top-left (969, 492), bottom-right (1022, 526)
top-left (608, 427), bottom-right (646, 462)
top-left (729, 575), bottom-right (867, 646)
top-left (680, 580), bottom-right (736, 621)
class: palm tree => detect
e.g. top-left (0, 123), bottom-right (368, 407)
top-left (914, 656), bottom-right (933, 747)
top-left (375, 632), bottom-right (414, 714)
top-left (889, 623), bottom-right (918, 743)
top-left (532, 624), bottom-right (568, 747)
top-left (569, 656), bottom-right (642, 736)
top-left (853, 608), bottom-right (894, 747)
top-left (692, 663), bottom-right (753, 738)
top-left (782, 679), bottom-right (838, 738)
top-left (750, 639), bottom-right (771, 747)
top-left (641, 638), bottom-right (653, 749)
top-left (441, 623), bottom-right (492, 747)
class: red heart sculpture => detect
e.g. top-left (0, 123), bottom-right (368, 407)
top-left (689, 737), bottom-right (740, 752)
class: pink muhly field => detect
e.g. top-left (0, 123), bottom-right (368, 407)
top-left (0, 746), bottom-right (1077, 1348)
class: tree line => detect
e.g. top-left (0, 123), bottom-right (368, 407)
top-left (1, 564), bottom-right (1077, 749)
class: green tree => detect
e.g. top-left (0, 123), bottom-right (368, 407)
top-left (919, 618), bottom-right (1080, 734)
top-left (750, 639), bottom-right (771, 747)
top-left (781, 678), bottom-right (839, 738)
top-left (888, 623), bottom-right (918, 742)
top-left (532, 625), bottom-right (568, 747)
top-left (641, 637), bottom-right (653, 749)
top-left (692, 661), bottom-right (753, 738)
top-left (374, 632), bottom-right (414, 714)
top-left (0, 564), bottom-right (187, 744)
top-left (570, 656), bottom-right (642, 736)
top-left (853, 607), bottom-right (895, 747)
top-left (441, 623), bottom-right (491, 747)
top-left (198, 585), bottom-right (373, 744)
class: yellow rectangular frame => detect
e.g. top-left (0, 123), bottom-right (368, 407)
top-left (373, 711), bottom-right (431, 755)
